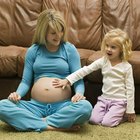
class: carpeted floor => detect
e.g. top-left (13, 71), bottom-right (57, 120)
top-left (1, 116), bottom-right (140, 140)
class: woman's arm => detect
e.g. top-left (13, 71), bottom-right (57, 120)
top-left (16, 45), bottom-right (38, 98)
top-left (66, 43), bottom-right (85, 95)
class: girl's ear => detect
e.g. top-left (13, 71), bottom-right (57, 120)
top-left (120, 50), bottom-right (123, 60)
top-left (120, 49), bottom-right (124, 60)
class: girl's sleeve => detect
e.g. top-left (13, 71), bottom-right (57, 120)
top-left (16, 45), bottom-right (38, 98)
top-left (67, 57), bottom-right (103, 85)
top-left (125, 66), bottom-right (135, 113)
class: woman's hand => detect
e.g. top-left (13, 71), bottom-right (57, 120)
top-left (125, 113), bottom-right (136, 122)
top-left (71, 93), bottom-right (86, 102)
top-left (8, 92), bottom-right (21, 102)
top-left (52, 79), bottom-right (70, 89)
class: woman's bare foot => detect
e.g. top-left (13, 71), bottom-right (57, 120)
top-left (46, 125), bottom-right (80, 132)
top-left (42, 117), bottom-right (80, 131)
top-left (42, 117), bottom-right (47, 122)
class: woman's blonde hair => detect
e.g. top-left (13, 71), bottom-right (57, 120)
top-left (101, 28), bottom-right (132, 61)
top-left (32, 9), bottom-right (67, 46)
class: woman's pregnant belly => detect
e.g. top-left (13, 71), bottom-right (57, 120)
top-left (31, 77), bottom-right (72, 103)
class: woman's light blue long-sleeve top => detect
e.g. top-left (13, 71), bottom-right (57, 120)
top-left (16, 42), bottom-right (85, 97)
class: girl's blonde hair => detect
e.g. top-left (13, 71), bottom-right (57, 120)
top-left (32, 9), bottom-right (67, 46)
top-left (101, 28), bottom-right (132, 61)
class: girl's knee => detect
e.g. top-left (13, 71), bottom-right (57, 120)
top-left (89, 114), bottom-right (102, 125)
top-left (102, 118), bottom-right (119, 127)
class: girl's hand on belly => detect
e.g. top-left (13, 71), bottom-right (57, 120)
top-left (52, 78), bottom-right (70, 89)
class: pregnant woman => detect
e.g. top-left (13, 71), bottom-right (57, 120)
top-left (0, 9), bottom-right (92, 132)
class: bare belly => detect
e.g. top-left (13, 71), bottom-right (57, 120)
top-left (31, 77), bottom-right (72, 103)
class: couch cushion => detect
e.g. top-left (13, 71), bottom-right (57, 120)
top-left (42, 0), bottom-right (102, 50)
top-left (129, 51), bottom-right (140, 84)
top-left (77, 48), bottom-right (95, 66)
top-left (0, 45), bottom-right (25, 77)
top-left (102, 0), bottom-right (140, 50)
top-left (17, 48), bottom-right (27, 78)
top-left (86, 51), bottom-right (103, 83)
top-left (0, 0), bottom-right (42, 47)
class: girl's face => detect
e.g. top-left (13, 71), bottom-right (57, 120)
top-left (105, 40), bottom-right (122, 62)
top-left (46, 26), bottom-right (63, 47)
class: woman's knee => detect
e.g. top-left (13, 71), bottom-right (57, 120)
top-left (0, 99), bottom-right (9, 106)
top-left (77, 100), bottom-right (93, 117)
top-left (0, 99), bottom-right (13, 113)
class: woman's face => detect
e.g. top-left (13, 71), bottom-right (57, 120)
top-left (46, 26), bottom-right (64, 47)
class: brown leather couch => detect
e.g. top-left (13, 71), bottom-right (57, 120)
top-left (0, 0), bottom-right (140, 113)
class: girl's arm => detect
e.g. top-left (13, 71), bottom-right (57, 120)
top-left (125, 66), bottom-right (135, 114)
top-left (66, 57), bottom-right (103, 85)
top-left (125, 66), bottom-right (136, 122)
top-left (53, 57), bottom-right (104, 88)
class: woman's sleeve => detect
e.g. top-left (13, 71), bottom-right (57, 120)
top-left (67, 44), bottom-right (85, 95)
top-left (16, 45), bottom-right (38, 97)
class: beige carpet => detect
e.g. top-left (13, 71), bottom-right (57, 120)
top-left (1, 116), bottom-right (140, 140)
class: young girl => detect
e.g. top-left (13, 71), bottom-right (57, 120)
top-left (53, 28), bottom-right (136, 127)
